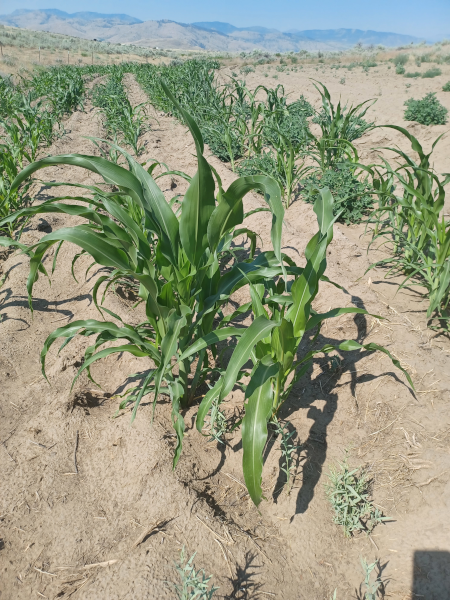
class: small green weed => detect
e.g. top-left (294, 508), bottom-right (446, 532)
top-left (205, 396), bottom-right (228, 444)
top-left (395, 64), bottom-right (405, 75)
top-left (404, 71), bottom-right (421, 78)
top-left (172, 548), bottom-right (218, 600)
top-left (271, 417), bottom-right (300, 494)
top-left (359, 557), bottom-right (383, 600)
top-left (325, 457), bottom-right (388, 537)
top-left (240, 65), bottom-right (255, 75)
top-left (442, 81), bottom-right (450, 91)
top-left (404, 92), bottom-right (448, 125)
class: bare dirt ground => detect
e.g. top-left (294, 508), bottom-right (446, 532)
top-left (1, 66), bottom-right (450, 600)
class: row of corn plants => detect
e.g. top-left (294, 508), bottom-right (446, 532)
top-left (0, 85), bottom-right (413, 505)
top-left (30, 60), bottom-right (375, 218)
top-left (0, 67), bottom-right (87, 236)
top-left (128, 60), bottom-right (375, 213)
top-left (91, 67), bottom-right (149, 156)
top-left (362, 126), bottom-right (450, 328)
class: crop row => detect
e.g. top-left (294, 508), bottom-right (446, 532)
top-left (0, 85), bottom-right (413, 506)
top-left (0, 59), bottom-right (448, 503)
top-left (0, 66), bottom-right (85, 233)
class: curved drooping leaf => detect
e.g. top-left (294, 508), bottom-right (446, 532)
top-left (40, 319), bottom-right (159, 378)
top-left (241, 358), bottom-right (279, 506)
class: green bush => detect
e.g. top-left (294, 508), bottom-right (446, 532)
top-left (237, 150), bottom-right (278, 180)
top-left (240, 65), bottom-right (255, 75)
top-left (404, 71), bottom-right (421, 78)
top-left (394, 53), bottom-right (409, 66)
top-left (396, 64), bottom-right (406, 75)
top-left (422, 67), bottom-right (442, 78)
top-left (301, 165), bottom-right (374, 224)
top-left (443, 81), bottom-right (450, 91)
top-left (404, 92), bottom-right (448, 125)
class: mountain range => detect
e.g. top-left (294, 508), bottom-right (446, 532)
top-left (0, 9), bottom-right (425, 52)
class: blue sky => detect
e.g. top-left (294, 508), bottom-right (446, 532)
top-left (1, 0), bottom-right (449, 38)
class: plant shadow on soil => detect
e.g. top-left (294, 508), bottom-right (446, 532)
top-left (413, 551), bottom-right (450, 599)
top-left (267, 296), bottom-right (415, 518)
top-left (0, 288), bottom-right (92, 327)
top-left (227, 550), bottom-right (263, 599)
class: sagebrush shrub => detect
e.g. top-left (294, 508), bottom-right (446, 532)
top-left (394, 54), bottom-right (409, 66)
top-left (404, 92), bottom-right (448, 125)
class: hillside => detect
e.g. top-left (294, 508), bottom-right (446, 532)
top-left (0, 9), bottom-right (423, 51)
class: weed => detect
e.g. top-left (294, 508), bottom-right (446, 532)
top-left (443, 81), bottom-right (450, 91)
top-left (395, 65), bottom-right (405, 75)
top-left (393, 53), bottom-right (409, 66)
top-left (172, 548), bottom-right (218, 600)
top-left (271, 417), bottom-right (299, 494)
top-left (359, 558), bottom-right (383, 600)
top-left (302, 165), bottom-right (374, 224)
top-left (404, 92), bottom-right (448, 125)
top-left (205, 396), bottom-right (229, 444)
top-left (2, 55), bottom-right (17, 67)
top-left (422, 67), bottom-right (442, 78)
top-left (404, 71), bottom-right (421, 78)
top-left (325, 457), bottom-right (388, 537)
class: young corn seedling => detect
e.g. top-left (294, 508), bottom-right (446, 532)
top-left (193, 188), bottom-right (413, 506)
top-left (92, 72), bottom-right (149, 156)
top-left (0, 84), bottom-right (285, 470)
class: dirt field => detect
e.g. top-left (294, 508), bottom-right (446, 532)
top-left (1, 64), bottom-right (450, 600)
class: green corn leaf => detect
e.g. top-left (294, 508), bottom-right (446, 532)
top-left (219, 316), bottom-right (280, 402)
top-left (178, 326), bottom-right (246, 363)
top-left (241, 358), bottom-right (280, 505)
top-left (71, 344), bottom-right (148, 390)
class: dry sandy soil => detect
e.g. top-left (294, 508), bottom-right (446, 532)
top-left (1, 65), bottom-right (450, 600)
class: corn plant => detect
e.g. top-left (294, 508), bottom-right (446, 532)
top-left (0, 86), bottom-right (285, 469)
top-left (29, 66), bottom-right (85, 120)
top-left (308, 81), bottom-right (375, 170)
top-left (366, 126), bottom-right (450, 328)
top-left (194, 188), bottom-right (413, 505)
